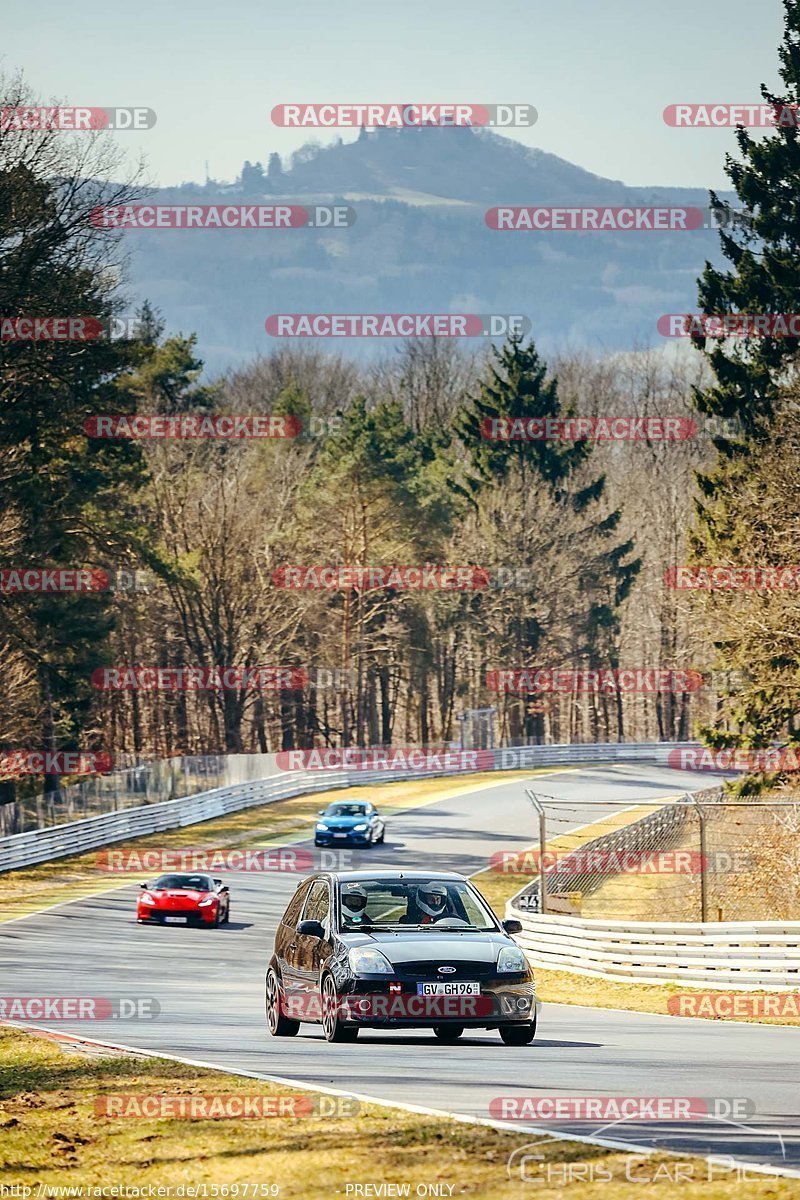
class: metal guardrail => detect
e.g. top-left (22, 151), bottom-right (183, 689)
top-left (0, 741), bottom-right (703, 873)
top-left (505, 907), bottom-right (800, 989)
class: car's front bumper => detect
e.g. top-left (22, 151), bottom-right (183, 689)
top-left (137, 907), bottom-right (217, 924)
top-left (337, 978), bottom-right (537, 1028)
top-left (314, 832), bottom-right (371, 845)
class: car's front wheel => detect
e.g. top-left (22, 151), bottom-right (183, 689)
top-left (321, 975), bottom-right (358, 1043)
top-left (433, 1024), bottom-right (463, 1041)
top-left (499, 1021), bottom-right (536, 1045)
top-left (266, 969), bottom-right (299, 1037)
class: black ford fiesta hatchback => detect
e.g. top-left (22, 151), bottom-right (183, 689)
top-left (265, 870), bottom-right (537, 1044)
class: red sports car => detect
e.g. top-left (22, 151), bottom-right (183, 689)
top-left (137, 873), bottom-right (230, 926)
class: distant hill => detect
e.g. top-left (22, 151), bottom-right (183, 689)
top-left (118, 126), bottom-right (732, 375)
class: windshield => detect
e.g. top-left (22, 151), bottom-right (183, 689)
top-left (337, 879), bottom-right (498, 930)
top-left (152, 874), bottom-right (212, 891)
top-left (325, 804), bottom-right (369, 817)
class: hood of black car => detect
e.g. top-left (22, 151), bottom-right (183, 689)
top-left (346, 930), bottom-right (508, 966)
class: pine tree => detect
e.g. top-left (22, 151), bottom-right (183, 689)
top-left (693, 0), bottom-right (800, 438)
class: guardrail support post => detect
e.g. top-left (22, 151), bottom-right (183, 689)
top-left (525, 788), bottom-right (547, 914)
top-left (685, 791), bottom-right (708, 922)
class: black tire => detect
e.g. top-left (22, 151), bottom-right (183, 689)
top-left (223, 902), bottom-right (230, 924)
top-left (266, 969), bottom-right (300, 1037)
top-left (433, 1025), bottom-right (463, 1041)
top-left (376, 828), bottom-right (385, 844)
top-left (321, 975), bottom-right (359, 1043)
top-left (499, 1022), bottom-right (536, 1045)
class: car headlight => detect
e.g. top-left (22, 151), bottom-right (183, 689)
top-left (316, 822), bottom-right (329, 831)
top-left (497, 945), bottom-right (527, 973)
top-left (353, 823), bottom-right (368, 831)
top-left (139, 893), bottom-right (156, 906)
top-left (348, 947), bottom-right (393, 974)
top-left (198, 895), bottom-right (216, 907)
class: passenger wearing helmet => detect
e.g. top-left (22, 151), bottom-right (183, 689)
top-left (414, 882), bottom-right (451, 924)
top-left (340, 885), bottom-right (370, 925)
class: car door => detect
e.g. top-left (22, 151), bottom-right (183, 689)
top-left (276, 880), bottom-right (313, 1004)
top-left (295, 879), bottom-right (333, 1015)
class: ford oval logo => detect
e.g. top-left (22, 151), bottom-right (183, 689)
top-left (437, 965), bottom-right (456, 974)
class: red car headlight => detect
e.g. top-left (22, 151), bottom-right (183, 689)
top-left (139, 893), bottom-right (156, 906)
top-left (198, 895), bottom-right (216, 907)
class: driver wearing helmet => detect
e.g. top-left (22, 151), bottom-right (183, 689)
top-left (340, 884), bottom-right (370, 925)
top-left (413, 882), bottom-right (451, 925)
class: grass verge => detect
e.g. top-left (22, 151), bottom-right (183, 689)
top-left (0, 1026), bottom-right (794, 1198)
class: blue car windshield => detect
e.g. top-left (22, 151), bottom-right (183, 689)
top-left (326, 805), bottom-right (368, 817)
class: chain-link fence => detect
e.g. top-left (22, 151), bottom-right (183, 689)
top-left (506, 788), bottom-right (800, 923)
top-left (0, 754), bottom-right (279, 837)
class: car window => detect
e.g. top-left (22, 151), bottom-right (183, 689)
top-left (336, 879), bottom-right (497, 929)
top-left (282, 881), bottom-right (311, 928)
top-left (153, 874), bottom-right (212, 891)
top-left (302, 880), bottom-right (330, 925)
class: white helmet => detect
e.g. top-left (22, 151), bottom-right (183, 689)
top-left (342, 885), bottom-right (368, 915)
top-left (418, 883), bottom-right (448, 917)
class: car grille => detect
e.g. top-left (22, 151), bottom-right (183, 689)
top-left (397, 960), bottom-right (497, 980)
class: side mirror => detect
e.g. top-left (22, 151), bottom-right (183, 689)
top-left (297, 919), bottom-right (325, 939)
top-left (139, 882), bottom-right (149, 890)
top-left (213, 878), bottom-right (223, 887)
top-left (318, 810), bottom-right (326, 816)
top-left (503, 918), bottom-right (523, 935)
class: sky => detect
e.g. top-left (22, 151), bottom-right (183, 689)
top-left (3, 0), bottom-right (787, 189)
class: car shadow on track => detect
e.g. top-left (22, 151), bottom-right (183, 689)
top-left (294, 1033), bottom-right (601, 1048)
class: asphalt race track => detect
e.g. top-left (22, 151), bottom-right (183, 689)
top-left (3, 765), bottom-right (799, 1177)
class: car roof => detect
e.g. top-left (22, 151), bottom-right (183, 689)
top-left (323, 870), bottom-right (468, 883)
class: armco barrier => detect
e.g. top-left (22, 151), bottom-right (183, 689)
top-left (505, 906), bottom-right (800, 989)
top-left (0, 741), bottom-right (703, 874)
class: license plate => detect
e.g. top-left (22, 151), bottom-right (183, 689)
top-left (164, 916), bottom-right (187, 924)
top-left (333, 833), bottom-right (348, 838)
top-left (417, 981), bottom-right (480, 996)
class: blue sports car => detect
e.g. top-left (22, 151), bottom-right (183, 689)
top-left (314, 800), bottom-right (386, 847)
